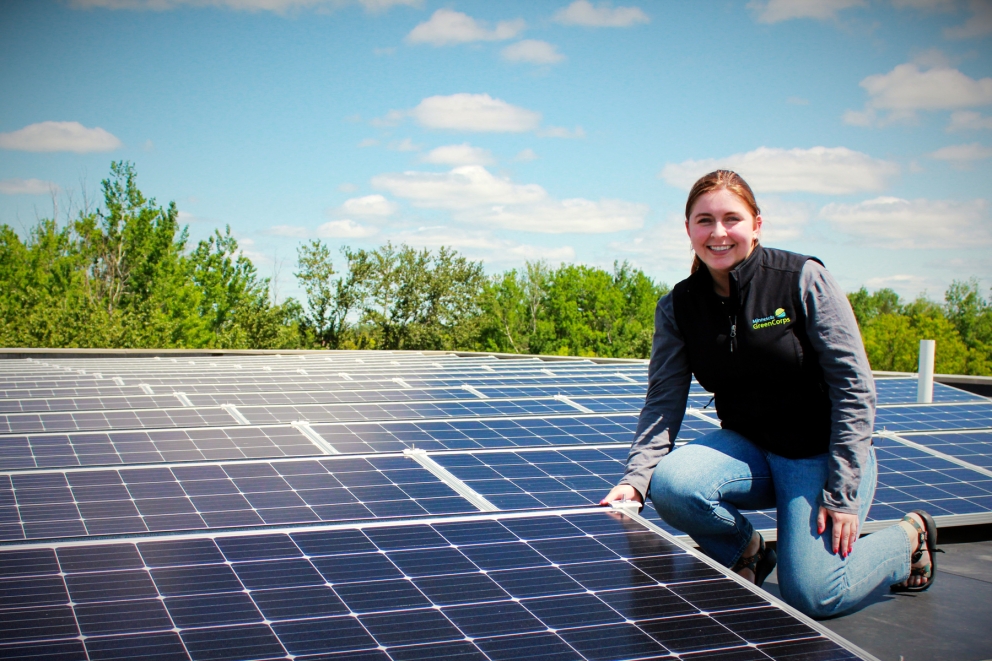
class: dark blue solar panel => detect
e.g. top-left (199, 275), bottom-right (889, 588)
top-left (0, 456), bottom-right (476, 542)
top-left (895, 430), bottom-right (992, 469)
top-left (0, 511), bottom-right (862, 660)
top-left (874, 378), bottom-right (987, 405)
top-left (875, 403), bottom-right (992, 432)
top-left (0, 425), bottom-right (320, 471)
top-left (312, 414), bottom-right (643, 454)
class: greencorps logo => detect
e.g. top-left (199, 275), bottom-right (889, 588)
top-left (752, 307), bottom-right (792, 330)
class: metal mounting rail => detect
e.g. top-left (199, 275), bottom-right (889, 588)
top-left (220, 404), bottom-right (251, 425)
top-left (553, 394), bottom-right (594, 414)
top-left (404, 448), bottom-right (499, 512)
top-left (290, 420), bottom-right (339, 455)
top-left (460, 384), bottom-right (488, 399)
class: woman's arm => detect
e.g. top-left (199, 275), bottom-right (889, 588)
top-left (603, 293), bottom-right (692, 504)
top-left (800, 261), bottom-right (876, 554)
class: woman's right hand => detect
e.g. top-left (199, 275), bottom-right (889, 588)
top-left (600, 484), bottom-right (643, 507)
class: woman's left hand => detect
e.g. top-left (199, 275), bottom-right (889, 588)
top-left (817, 506), bottom-right (859, 558)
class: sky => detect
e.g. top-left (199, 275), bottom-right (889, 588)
top-left (1, 0), bottom-right (991, 303)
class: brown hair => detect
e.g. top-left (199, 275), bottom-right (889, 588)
top-left (685, 170), bottom-right (760, 274)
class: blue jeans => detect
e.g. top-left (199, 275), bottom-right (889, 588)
top-left (649, 429), bottom-right (912, 619)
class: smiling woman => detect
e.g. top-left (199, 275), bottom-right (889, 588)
top-left (602, 169), bottom-right (944, 618)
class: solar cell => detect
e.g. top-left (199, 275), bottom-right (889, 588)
top-left (0, 510), bottom-right (869, 660)
top-left (0, 407), bottom-right (238, 435)
top-left (0, 455), bottom-right (477, 541)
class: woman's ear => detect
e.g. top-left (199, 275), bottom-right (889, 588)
top-left (684, 220), bottom-right (691, 238)
top-left (753, 214), bottom-right (763, 238)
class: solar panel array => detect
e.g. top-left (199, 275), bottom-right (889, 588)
top-left (4, 351), bottom-right (987, 660)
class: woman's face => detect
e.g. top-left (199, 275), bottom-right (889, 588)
top-left (686, 188), bottom-right (762, 278)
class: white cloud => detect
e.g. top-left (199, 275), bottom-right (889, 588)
top-left (948, 110), bottom-right (992, 131)
top-left (390, 225), bottom-right (575, 265)
top-left (70, 0), bottom-right (421, 13)
top-left (845, 63), bottom-right (992, 126)
top-left (483, 198), bottom-right (647, 233)
top-left (0, 178), bottom-right (58, 195)
top-left (405, 9), bottom-right (525, 46)
top-left (370, 109), bottom-right (405, 128)
top-left (786, 96), bottom-right (810, 105)
top-left (0, 121), bottom-right (122, 153)
top-left (820, 196), bottom-right (992, 248)
top-left (515, 148), bottom-right (538, 161)
top-left (928, 142), bottom-right (992, 164)
top-left (420, 143), bottom-right (495, 166)
top-left (409, 93), bottom-right (542, 133)
top-left (389, 137), bottom-right (420, 151)
top-left (501, 40), bottom-right (565, 65)
top-left (340, 194), bottom-right (397, 216)
top-left (945, 0), bottom-right (992, 39)
top-left (608, 215), bottom-right (693, 271)
top-left (757, 196), bottom-right (813, 242)
top-left (372, 165), bottom-right (545, 210)
top-left (553, 1), bottom-right (649, 27)
top-left (537, 125), bottom-right (586, 139)
top-left (358, 138), bottom-right (379, 147)
top-left (268, 224), bottom-right (310, 238)
top-left (892, 0), bottom-right (955, 10)
top-left (372, 164), bottom-right (647, 234)
top-left (338, 182), bottom-right (358, 192)
top-left (317, 219), bottom-right (379, 238)
top-left (660, 146), bottom-right (899, 195)
top-left (747, 0), bottom-right (864, 23)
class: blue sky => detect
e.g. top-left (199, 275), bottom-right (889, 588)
top-left (1, 0), bottom-right (991, 302)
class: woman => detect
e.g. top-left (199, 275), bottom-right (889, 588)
top-left (601, 170), bottom-right (939, 619)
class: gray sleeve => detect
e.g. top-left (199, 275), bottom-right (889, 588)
top-left (619, 292), bottom-right (692, 500)
top-left (800, 261), bottom-right (876, 515)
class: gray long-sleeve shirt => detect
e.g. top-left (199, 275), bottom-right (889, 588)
top-left (620, 260), bottom-right (875, 514)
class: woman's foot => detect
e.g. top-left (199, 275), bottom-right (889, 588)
top-left (735, 531), bottom-right (761, 582)
top-left (892, 510), bottom-right (941, 592)
top-left (732, 531), bottom-right (777, 587)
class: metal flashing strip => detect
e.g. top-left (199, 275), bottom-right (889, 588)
top-left (391, 377), bottom-right (412, 389)
top-left (878, 430), bottom-right (992, 479)
top-left (552, 393), bottom-right (595, 413)
top-left (878, 400), bottom-right (992, 409)
top-left (686, 407), bottom-right (722, 426)
top-left (290, 420), bottom-right (340, 455)
top-left (220, 403), bottom-right (251, 425)
top-left (615, 372), bottom-right (639, 383)
top-left (459, 384), bottom-right (488, 399)
top-left (404, 448), bottom-right (499, 512)
top-left (173, 392), bottom-right (193, 407)
top-left (138, 383), bottom-right (154, 394)
top-left (338, 372), bottom-right (353, 380)
top-left (112, 376), bottom-right (125, 386)
top-left (619, 506), bottom-right (881, 661)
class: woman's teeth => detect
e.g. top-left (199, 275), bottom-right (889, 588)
top-left (709, 245), bottom-right (732, 252)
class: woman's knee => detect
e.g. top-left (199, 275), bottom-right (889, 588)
top-left (649, 459), bottom-right (713, 524)
top-left (776, 564), bottom-right (846, 619)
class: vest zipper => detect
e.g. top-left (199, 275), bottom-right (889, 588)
top-left (729, 315), bottom-right (737, 353)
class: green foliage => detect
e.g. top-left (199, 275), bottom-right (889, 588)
top-left (849, 282), bottom-right (991, 376)
top-left (0, 161), bottom-right (300, 350)
top-left (477, 260), bottom-right (667, 359)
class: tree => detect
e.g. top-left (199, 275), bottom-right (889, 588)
top-left (295, 240), bottom-right (359, 349)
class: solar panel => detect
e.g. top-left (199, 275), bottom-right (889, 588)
top-left (875, 402), bottom-right (992, 432)
top-left (0, 425), bottom-right (321, 471)
top-left (873, 378), bottom-right (988, 404)
top-left (0, 455), bottom-right (478, 542)
top-left (0, 510), bottom-right (870, 660)
top-left (893, 430), bottom-right (992, 469)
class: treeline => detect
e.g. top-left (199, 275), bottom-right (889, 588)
top-left (0, 163), bottom-right (663, 358)
top-left (2, 163), bottom-right (990, 375)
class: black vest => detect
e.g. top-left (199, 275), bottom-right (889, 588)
top-left (672, 246), bottom-right (832, 458)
